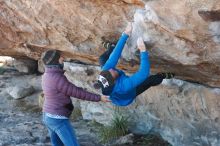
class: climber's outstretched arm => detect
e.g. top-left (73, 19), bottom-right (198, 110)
top-left (121, 37), bottom-right (150, 92)
top-left (102, 23), bottom-right (132, 70)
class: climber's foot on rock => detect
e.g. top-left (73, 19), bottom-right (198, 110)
top-left (159, 72), bottom-right (175, 79)
top-left (102, 41), bottom-right (116, 50)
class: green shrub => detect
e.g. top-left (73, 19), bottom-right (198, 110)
top-left (98, 108), bottom-right (129, 144)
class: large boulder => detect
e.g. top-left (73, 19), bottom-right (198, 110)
top-left (0, 0), bottom-right (220, 87)
top-left (6, 85), bottom-right (35, 99)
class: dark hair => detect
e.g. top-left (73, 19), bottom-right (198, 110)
top-left (41, 50), bottom-right (61, 65)
top-left (100, 70), bottom-right (114, 84)
top-left (93, 70), bottom-right (115, 95)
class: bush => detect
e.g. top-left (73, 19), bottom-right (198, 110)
top-left (98, 108), bottom-right (129, 144)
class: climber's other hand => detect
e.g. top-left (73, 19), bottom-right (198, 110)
top-left (137, 37), bottom-right (146, 52)
top-left (124, 22), bottom-right (132, 36)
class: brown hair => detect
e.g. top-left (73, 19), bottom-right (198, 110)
top-left (41, 50), bottom-right (61, 65)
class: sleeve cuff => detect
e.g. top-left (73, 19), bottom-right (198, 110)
top-left (140, 51), bottom-right (148, 59)
top-left (122, 33), bottom-right (129, 39)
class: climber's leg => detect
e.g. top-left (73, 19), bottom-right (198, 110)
top-left (136, 73), bottom-right (174, 96)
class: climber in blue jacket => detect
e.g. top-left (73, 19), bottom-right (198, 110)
top-left (94, 23), bottom-right (174, 106)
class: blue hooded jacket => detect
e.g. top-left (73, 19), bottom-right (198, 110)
top-left (102, 33), bottom-right (150, 106)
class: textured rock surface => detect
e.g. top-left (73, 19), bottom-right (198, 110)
top-left (65, 62), bottom-right (220, 146)
top-left (6, 85), bottom-right (35, 99)
top-left (0, 0), bottom-right (220, 87)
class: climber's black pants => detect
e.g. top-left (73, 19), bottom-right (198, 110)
top-left (99, 45), bottom-right (164, 96)
top-left (135, 74), bottom-right (164, 96)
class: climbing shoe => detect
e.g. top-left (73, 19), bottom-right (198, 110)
top-left (102, 41), bottom-right (116, 50)
top-left (160, 73), bottom-right (175, 79)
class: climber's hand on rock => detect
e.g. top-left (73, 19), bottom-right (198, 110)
top-left (137, 37), bottom-right (146, 52)
top-left (124, 22), bottom-right (132, 36)
top-left (101, 95), bottom-right (111, 102)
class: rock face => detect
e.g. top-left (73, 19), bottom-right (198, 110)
top-left (129, 1), bottom-right (220, 87)
top-left (65, 63), bottom-right (220, 146)
top-left (0, 0), bottom-right (220, 87)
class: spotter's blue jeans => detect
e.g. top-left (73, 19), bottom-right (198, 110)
top-left (42, 114), bottom-right (79, 146)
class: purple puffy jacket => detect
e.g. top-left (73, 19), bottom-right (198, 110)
top-left (42, 67), bottom-right (100, 117)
